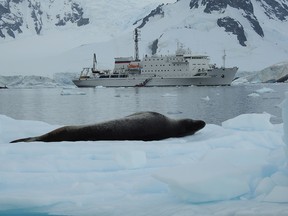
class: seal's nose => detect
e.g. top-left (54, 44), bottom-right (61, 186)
top-left (195, 120), bottom-right (206, 130)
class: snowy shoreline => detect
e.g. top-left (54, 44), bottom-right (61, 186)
top-left (0, 94), bottom-right (287, 215)
top-left (1, 60), bottom-right (287, 89)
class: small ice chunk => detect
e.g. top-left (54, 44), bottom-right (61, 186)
top-left (254, 177), bottom-right (275, 197)
top-left (262, 186), bottom-right (288, 203)
top-left (248, 93), bottom-right (260, 97)
top-left (222, 113), bottom-right (273, 131)
top-left (255, 87), bottom-right (275, 94)
top-left (61, 89), bottom-right (86, 95)
top-left (162, 93), bottom-right (177, 97)
top-left (271, 172), bottom-right (288, 186)
top-left (201, 96), bottom-right (210, 101)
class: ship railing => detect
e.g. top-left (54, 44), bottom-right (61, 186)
top-left (78, 68), bottom-right (91, 79)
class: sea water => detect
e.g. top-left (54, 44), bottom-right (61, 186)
top-left (0, 83), bottom-right (287, 126)
top-left (0, 83), bottom-right (288, 216)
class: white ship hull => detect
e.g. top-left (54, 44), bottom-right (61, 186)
top-left (73, 67), bottom-right (238, 87)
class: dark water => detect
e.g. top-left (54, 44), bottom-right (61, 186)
top-left (0, 83), bottom-right (287, 126)
top-left (0, 209), bottom-right (62, 216)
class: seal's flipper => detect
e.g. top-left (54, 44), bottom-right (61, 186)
top-left (10, 137), bottom-right (37, 143)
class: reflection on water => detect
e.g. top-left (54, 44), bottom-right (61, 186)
top-left (0, 83), bottom-right (287, 125)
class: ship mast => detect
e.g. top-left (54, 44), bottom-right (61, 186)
top-left (222, 49), bottom-right (226, 68)
top-left (134, 28), bottom-right (140, 61)
top-left (92, 53), bottom-right (97, 72)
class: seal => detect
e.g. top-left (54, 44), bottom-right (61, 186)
top-left (10, 112), bottom-right (205, 143)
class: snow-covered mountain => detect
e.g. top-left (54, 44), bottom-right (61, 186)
top-left (0, 0), bottom-right (174, 40)
top-left (0, 0), bottom-right (89, 39)
top-left (133, 0), bottom-right (288, 70)
top-left (0, 0), bottom-right (287, 78)
top-left (135, 0), bottom-right (288, 46)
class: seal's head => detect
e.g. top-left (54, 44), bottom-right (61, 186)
top-left (178, 119), bottom-right (206, 136)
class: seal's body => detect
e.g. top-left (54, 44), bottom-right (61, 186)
top-left (10, 112), bottom-right (205, 143)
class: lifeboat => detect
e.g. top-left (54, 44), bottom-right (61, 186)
top-left (128, 63), bottom-right (140, 69)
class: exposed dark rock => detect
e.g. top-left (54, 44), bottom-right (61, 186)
top-left (257, 0), bottom-right (288, 21)
top-left (276, 74), bottom-right (288, 83)
top-left (0, 0), bottom-right (89, 39)
top-left (0, 4), bottom-right (9, 17)
top-left (7, 28), bottom-right (15, 38)
top-left (244, 13), bottom-right (264, 37)
top-left (189, 0), bottom-right (267, 44)
top-left (29, 2), bottom-right (43, 35)
top-left (137, 4), bottom-right (164, 28)
top-left (149, 39), bottom-right (159, 55)
top-left (217, 17), bottom-right (247, 46)
top-left (55, 2), bottom-right (89, 27)
top-left (189, 0), bottom-right (199, 9)
top-left (77, 17), bottom-right (89, 27)
top-left (0, 29), bottom-right (5, 38)
top-left (202, 0), bottom-right (228, 13)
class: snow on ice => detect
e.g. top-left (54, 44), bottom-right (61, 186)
top-left (60, 88), bottom-right (86, 96)
top-left (282, 92), bottom-right (288, 159)
top-left (248, 93), bottom-right (261, 97)
top-left (255, 87), bottom-right (276, 94)
top-left (0, 95), bottom-right (288, 215)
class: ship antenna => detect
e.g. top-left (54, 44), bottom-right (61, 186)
top-left (222, 49), bottom-right (226, 68)
top-left (134, 28), bottom-right (140, 61)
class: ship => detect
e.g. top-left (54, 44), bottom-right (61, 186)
top-left (73, 29), bottom-right (238, 87)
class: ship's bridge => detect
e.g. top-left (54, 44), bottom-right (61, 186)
top-left (184, 55), bottom-right (209, 60)
top-left (114, 57), bottom-right (133, 73)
